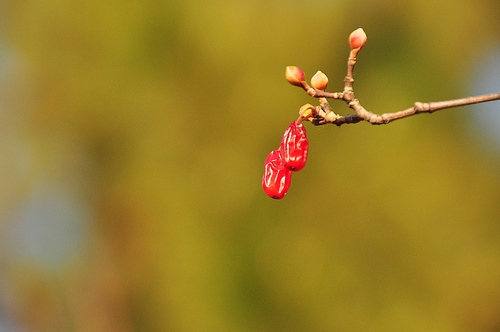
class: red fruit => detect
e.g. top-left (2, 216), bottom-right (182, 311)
top-left (280, 121), bottom-right (309, 171)
top-left (262, 150), bottom-right (292, 199)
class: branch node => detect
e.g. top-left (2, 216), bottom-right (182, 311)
top-left (307, 88), bottom-right (317, 97)
top-left (414, 102), bottom-right (431, 113)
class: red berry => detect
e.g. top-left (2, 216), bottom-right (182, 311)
top-left (280, 121), bottom-right (309, 171)
top-left (262, 150), bottom-right (292, 199)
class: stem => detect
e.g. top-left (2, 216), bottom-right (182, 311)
top-left (378, 93), bottom-right (500, 124)
top-left (421, 93), bottom-right (500, 111)
top-left (343, 49), bottom-right (358, 98)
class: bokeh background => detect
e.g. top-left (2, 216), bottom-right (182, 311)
top-left (1, 0), bottom-right (500, 331)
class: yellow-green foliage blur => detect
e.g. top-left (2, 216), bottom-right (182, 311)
top-left (1, 0), bottom-right (500, 331)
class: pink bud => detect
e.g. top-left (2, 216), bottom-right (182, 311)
top-left (285, 66), bottom-right (305, 87)
top-left (349, 28), bottom-right (367, 51)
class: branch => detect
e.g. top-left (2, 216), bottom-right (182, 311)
top-left (285, 28), bottom-right (500, 127)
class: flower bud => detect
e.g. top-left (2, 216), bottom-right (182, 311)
top-left (349, 28), bottom-right (367, 51)
top-left (299, 103), bottom-right (316, 119)
top-left (285, 66), bottom-right (305, 87)
top-left (311, 71), bottom-right (328, 91)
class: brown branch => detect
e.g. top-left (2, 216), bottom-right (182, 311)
top-left (379, 93), bottom-right (500, 123)
top-left (312, 93), bottom-right (500, 126)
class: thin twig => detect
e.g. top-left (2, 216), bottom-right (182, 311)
top-left (312, 93), bottom-right (500, 126)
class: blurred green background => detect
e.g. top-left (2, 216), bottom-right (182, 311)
top-left (1, 0), bottom-right (500, 331)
